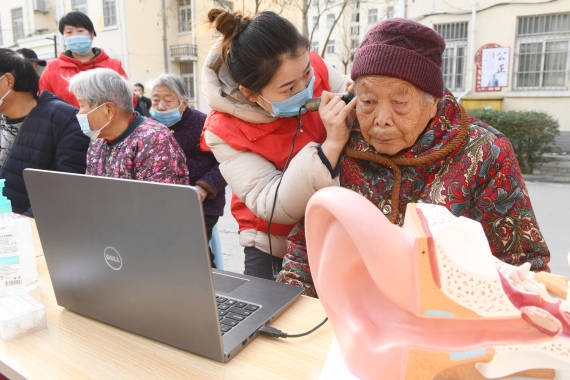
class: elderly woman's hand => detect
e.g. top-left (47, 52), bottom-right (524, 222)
top-left (196, 185), bottom-right (208, 202)
top-left (319, 91), bottom-right (357, 169)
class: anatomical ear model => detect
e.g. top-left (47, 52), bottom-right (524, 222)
top-left (305, 187), bottom-right (570, 380)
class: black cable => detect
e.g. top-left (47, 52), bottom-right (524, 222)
top-left (260, 317), bottom-right (328, 338)
top-left (265, 106), bottom-right (328, 339)
top-left (267, 107), bottom-right (304, 279)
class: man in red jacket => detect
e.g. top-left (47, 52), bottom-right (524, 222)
top-left (39, 11), bottom-right (127, 108)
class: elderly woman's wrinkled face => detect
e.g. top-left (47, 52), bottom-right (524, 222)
top-left (151, 85), bottom-right (187, 113)
top-left (356, 76), bottom-right (438, 156)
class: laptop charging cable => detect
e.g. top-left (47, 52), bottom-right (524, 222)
top-left (264, 98), bottom-right (344, 340)
top-left (260, 317), bottom-right (328, 338)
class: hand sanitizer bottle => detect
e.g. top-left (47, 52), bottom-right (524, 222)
top-left (0, 179), bottom-right (37, 295)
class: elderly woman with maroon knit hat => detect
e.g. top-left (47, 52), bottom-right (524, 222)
top-left (277, 18), bottom-right (550, 297)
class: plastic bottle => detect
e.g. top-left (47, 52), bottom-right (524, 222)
top-left (0, 179), bottom-right (37, 295)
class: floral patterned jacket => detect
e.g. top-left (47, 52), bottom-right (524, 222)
top-left (277, 93), bottom-right (550, 297)
top-left (86, 113), bottom-right (189, 185)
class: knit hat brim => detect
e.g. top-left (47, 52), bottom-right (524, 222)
top-left (351, 43), bottom-right (444, 98)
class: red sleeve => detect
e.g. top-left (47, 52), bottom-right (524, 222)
top-left (309, 51), bottom-right (330, 92)
top-left (39, 64), bottom-right (54, 93)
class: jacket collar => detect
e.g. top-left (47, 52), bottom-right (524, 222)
top-left (58, 47), bottom-right (108, 69)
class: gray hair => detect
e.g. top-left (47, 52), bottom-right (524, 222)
top-left (69, 68), bottom-right (134, 113)
top-left (422, 91), bottom-right (436, 104)
top-left (149, 73), bottom-right (188, 102)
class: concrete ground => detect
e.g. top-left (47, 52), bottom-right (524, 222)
top-left (525, 181), bottom-right (570, 277)
top-left (216, 181), bottom-right (570, 277)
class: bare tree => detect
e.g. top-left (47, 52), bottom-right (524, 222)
top-left (254, 0), bottom-right (295, 16)
top-left (319, 0), bottom-right (350, 58)
top-left (340, 21), bottom-right (352, 74)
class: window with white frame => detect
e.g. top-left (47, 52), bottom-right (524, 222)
top-left (312, 16), bottom-right (319, 32)
top-left (514, 13), bottom-right (570, 90)
top-left (102, 0), bottom-right (117, 27)
top-left (351, 1), bottom-right (359, 9)
top-left (312, 41), bottom-right (319, 52)
top-left (72, 0), bottom-right (88, 14)
top-left (327, 40), bottom-right (335, 54)
top-left (327, 14), bottom-right (334, 29)
top-left (180, 62), bottom-right (196, 101)
top-left (213, 0), bottom-right (233, 11)
top-left (350, 25), bottom-right (359, 36)
top-left (11, 8), bottom-right (25, 42)
top-left (386, 6), bottom-right (394, 19)
top-left (435, 22), bottom-right (468, 91)
top-left (351, 13), bottom-right (359, 23)
top-left (368, 9), bottom-right (378, 25)
top-left (351, 39), bottom-right (359, 50)
top-left (178, 0), bottom-right (192, 33)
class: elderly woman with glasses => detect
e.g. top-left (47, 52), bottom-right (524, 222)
top-left (149, 73), bottom-right (226, 267)
top-left (69, 68), bottom-right (188, 184)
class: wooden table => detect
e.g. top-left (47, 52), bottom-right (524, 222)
top-left (0, 224), bottom-right (333, 379)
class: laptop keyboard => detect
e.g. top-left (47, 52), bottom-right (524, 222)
top-left (216, 296), bottom-right (259, 335)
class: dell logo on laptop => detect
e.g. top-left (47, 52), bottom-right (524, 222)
top-left (104, 247), bottom-right (123, 271)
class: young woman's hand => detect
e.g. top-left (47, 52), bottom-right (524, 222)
top-left (345, 77), bottom-right (355, 94)
top-left (319, 91), bottom-right (357, 168)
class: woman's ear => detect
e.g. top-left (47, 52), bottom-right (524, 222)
top-left (239, 85), bottom-right (258, 103)
top-left (2, 73), bottom-right (15, 89)
top-left (179, 98), bottom-right (189, 112)
top-left (104, 102), bottom-right (117, 121)
top-left (430, 97), bottom-right (440, 118)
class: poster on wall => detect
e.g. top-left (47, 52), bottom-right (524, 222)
top-left (475, 44), bottom-right (510, 92)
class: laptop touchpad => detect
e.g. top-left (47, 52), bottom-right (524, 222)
top-left (213, 273), bottom-right (248, 293)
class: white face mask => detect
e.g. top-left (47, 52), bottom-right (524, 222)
top-left (0, 75), bottom-right (12, 108)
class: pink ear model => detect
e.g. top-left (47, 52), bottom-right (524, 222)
top-left (306, 187), bottom-right (570, 380)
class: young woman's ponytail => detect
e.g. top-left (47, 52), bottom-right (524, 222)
top-left (207, 8), bottom-right (251, 63)
top-left (207, 9), bottom-right (309, 94)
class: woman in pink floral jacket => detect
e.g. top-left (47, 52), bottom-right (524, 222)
top-left (69, 68), bottom-right (188, 184)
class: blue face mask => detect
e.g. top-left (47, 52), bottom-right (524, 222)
top-left (76, 103), bottom-right (110, 141)
top-left (150, 107), bottom-right (182, 127)
top-left (260, 75), bottom-right (315, 118)
top-left (64, 35), bottom-right (93, 56)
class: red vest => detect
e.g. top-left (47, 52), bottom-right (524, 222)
top-left (203, 52), bottom-right (330, 236)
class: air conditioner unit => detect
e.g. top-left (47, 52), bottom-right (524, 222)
top-left (33, 0), bottom-right (50, 13)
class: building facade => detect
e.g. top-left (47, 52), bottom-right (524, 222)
top-left (0, 0), bottom-right (302, 112)
top-left (410, 0), bottom-right (570, 138)
top-left (3, 0), bottom-right (568, 137)
top-left (309, 0), bottom-right (570, 139)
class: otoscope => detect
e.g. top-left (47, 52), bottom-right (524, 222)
top-left (303, 93), bottom-right (355, 112)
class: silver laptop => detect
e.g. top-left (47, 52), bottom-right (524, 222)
top-left (23, 169), bottom-right (302, 362)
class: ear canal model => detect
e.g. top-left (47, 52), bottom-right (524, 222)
top-left (305, 187), bottom-right (570, 380)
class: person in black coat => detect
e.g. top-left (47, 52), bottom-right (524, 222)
top-left (0, 48), bottom-right (89, 215)
top-left (133, 82), bottom-right (151, 117)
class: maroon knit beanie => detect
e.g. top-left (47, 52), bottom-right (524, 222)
top-left (351, 18), bottom-right (446, 98)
